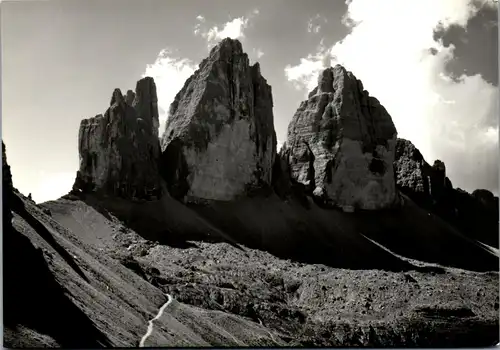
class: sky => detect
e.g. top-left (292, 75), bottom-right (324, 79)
top-left (1, 0), bottom-right (498, 202)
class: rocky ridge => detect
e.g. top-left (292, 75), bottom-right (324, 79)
top-left (284, 66), bottom-right (399, 211)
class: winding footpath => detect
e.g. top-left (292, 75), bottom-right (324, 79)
top-left (139, 294), bottom-right (173, 347)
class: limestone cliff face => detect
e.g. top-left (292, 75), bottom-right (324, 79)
top-left (394, 138), bottom-right (456, 208)
top-left (160, 38), bottom-right (276, 201)
top-left (285, 65), bottom-right (399, 211)
top-left (394, 138), bottom-right (432, 206)
top-left (73, 77), bottom-right (163, 200)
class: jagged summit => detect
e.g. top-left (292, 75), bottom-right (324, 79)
top-left (72, 76), bottom-right (163, 200)
top-left (284, 65), bottom-right (399, 211)
top-left (160, 37), bottom-right (276, 202)
top-left (210, 37), bottom-right (244, 55)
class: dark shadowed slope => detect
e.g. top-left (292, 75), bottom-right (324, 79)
top-left (3, 194), bottom-right (297, 348)
top-left (41, 193), bottom-right (500, 347)
top-left (394, 138), bottom-right (499, 248)
top-left (46, 185), bottom-right (498, 274)
top-left (4, 191), bottom-right (167, 347)
top-left (3, 216), bottom-right (111, 348)
top-left (185, 192), bottom-right (498, 272)
top-left (3, 145), bottom-right (285, 348)
top-left (351, 193), bottom-right (499, 272)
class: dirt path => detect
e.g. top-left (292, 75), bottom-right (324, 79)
top-left (139, 294), bottom-right (173, 347)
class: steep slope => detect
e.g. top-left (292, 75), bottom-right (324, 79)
top-left (42, 194), bottom-right (500, 347)
top-left (52, 180), bottom-right (499, 273)
top-left (395, 138), bottom-right (499, 248)
top-left (2, 143), bottom-right (286, 348)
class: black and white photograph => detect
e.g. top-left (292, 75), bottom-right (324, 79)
top-left (2, 0), bottom-right (499, 347)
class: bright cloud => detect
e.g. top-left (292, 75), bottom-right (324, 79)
top-left (195, 16), bottom-right (249, 45)
top-left (285, 39), bottom-right (331, 91)
top-left (285, 0), bottom-right (499, 193)
top-left (143, 49), bottom-right (197, 133)
top-left (194, 10), bottom-right (260, 49)
top-left (252, 48), bottom-right (265, 59)
top-left (307, 14), bottom-right (327, 34)
top-left (146, 10), bottom-right (261, 136)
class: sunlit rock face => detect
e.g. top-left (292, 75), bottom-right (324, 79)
top-left (285, 65), bottom-right (399, 211)
top-left (73, 77), bottom-right (163, 200)
top-left (160, 38), bottom-right (277, 202)
top-left (394, 138), bottom-right (432, 207)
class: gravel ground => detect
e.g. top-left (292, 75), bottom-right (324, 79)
top-left (17, 194), bottom-right (499, 347)
top-left (43, 196), bottom-right (499, 346)
top-left (5, 193), bottom-right (285, 347)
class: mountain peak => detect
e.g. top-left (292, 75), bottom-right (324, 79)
top-left (286, 65), bottom-right (399, 211)
top-left (160, 39), bottom-right (276, 201)
top-left (72, 77), bottom-right (163, 200)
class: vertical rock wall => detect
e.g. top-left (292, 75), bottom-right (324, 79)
top-left (160, 38), bottom-right (276, 202)
top-left (285, 65), bottom-right (399, 211)
top-left (73, 77), bottom-right (163, 200)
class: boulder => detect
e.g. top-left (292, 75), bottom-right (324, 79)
top-left (285, 65), bottom-right (399, 211)
top-left (73, 77), bottom-right (163, 200)
top-left (160, 38), bottom-right (277, 202)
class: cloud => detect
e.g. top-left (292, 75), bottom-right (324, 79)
top-left (284, 0), bottom-right (499, 193)
top-left (284, 39), bottom-right (330, 91)
top-left (194, 15), bottom-right (206, 35)
top-left (34, 171), bottom-right (75, 203)
top-left (196, 16), bottom-right (249, 44)
top-left (252, 48), bottom-right (265, 59)
top-left (194, 9), bottom-right (260, 49)
top-left (146, 10), bottom-right (261, 136)
top-left (143, 49), bottom-right (197, 133)
top-left (307, 14), bottom-right (327, 34)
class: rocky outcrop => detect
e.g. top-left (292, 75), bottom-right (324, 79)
top-left (3, 142), bottom-right (14, 225)
top-left (271, 147), bottom-right (294, 199)
top-left (394, 138), bottom-right (499, 247)
top-left (394, 139), bottom-right (455, 208)
top-left (73, 77), bottom-right (163, 200)
top-left (160, 38), bottom-right (277, 202)
top-left (284, 66), bottom-right (399, 211)
top-left (394, 138), bottom-right (432, 207)
top-left (472, 189), bottom-right (499, 217)
top-left (270, 146), bottom-right (310, 207)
